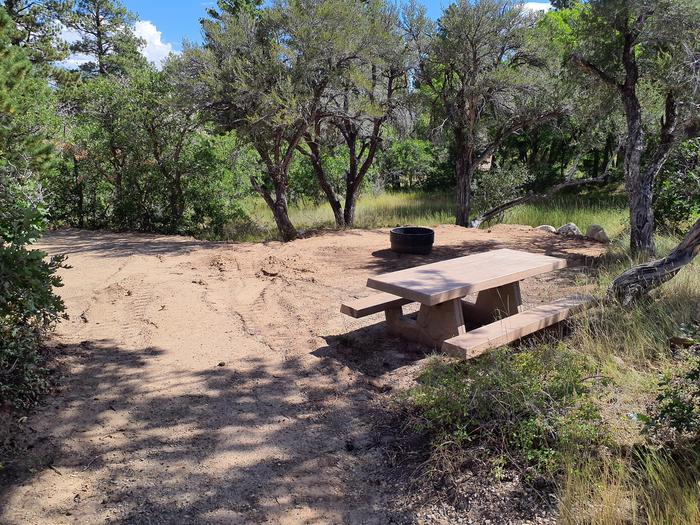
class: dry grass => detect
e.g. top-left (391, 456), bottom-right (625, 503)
top-left (555, 235), bottom-right (700, 524)
top-left (223, 191), bottom-right (629, 242)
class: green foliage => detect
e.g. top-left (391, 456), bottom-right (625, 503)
top-left (654, 139), bottom-right (700, 232)
top-left (381, 138), bottom-right (439, 190)
top-left (646, 342), bottom-right (700, 438)
top-left (0, 9), bottom-right (64, 408)
top-left (50, 67), bottom-right (245, 235)
top-left (2, 0), bottom-right (69, 65)
top-left (471, 160), bottom-right (534, 212)
top-left (408, 346), bottom-right (606, 477)
top-left (65, 0), bottom-right (146, 76)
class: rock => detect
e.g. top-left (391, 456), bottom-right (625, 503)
top-left (557, 222), bottom-right (582, 237)
top-left (586, 224), bottom-right (611, 243)
top-left (535, 225), bottom-right (556, 233)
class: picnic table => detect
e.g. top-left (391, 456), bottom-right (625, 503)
top-left (341, 248), bottom-right (591, 359)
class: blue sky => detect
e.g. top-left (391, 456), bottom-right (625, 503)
top-left (119, 1), bottom-right (552, 59)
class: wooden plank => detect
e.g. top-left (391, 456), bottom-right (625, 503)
top-left (340, 292), bottom-right (412, 318)
top-left (367, 249), bottom-right (567, 306)
top-left (442, 295), bottom-right (593, 359)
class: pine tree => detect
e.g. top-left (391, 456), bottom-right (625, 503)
top-left (2, 0), bottom-right (69, 65)
top-left (64, 0), bottom-right (145, 76)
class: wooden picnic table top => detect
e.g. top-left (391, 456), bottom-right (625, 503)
top-left (366, 248), bottom-right (567, 306)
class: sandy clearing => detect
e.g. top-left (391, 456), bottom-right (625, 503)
top-left (0, 225), bottom-right (604, 524)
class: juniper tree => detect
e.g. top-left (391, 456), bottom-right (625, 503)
top-left (421, 0), bottom-right (562, 227)
top-left (571, 0), bottom-right (700, 256)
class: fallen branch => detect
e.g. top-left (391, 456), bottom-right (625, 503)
top-left (608, 218), bottom-right (700, 306)
top-left (469, 173), bottom-right (608, 228)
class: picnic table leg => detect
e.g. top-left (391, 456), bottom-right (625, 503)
top-left (386, 298), bottom-right (466, 347)
top-left (462, 282), bottom-right (523, 326)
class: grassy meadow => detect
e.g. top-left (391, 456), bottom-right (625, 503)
top-left (224, 191), bottom-right (630, 242)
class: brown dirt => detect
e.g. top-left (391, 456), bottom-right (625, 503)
top-left (0, 225), bottom-right (605, 524)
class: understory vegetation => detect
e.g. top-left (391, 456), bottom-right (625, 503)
top-left (226, 191), bottom-right (631, 242)
top-left (405, 236), bottom-right (700, 524)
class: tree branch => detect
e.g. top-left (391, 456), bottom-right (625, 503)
top-left (571, 53), bottom-right (623, 92)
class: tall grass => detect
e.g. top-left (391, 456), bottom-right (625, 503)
top-left (553, 238), bottom-right (700, 524)
top-left (559, 450), bottom-right (700, 525)
top-left (223, 191), bottom-right (628, 241)
top-left (502, 194), bottom-right (629, 238)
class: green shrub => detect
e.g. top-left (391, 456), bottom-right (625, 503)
top-left (407, 345), bottom-right (607, 478)
top-left (381, 138), bottom-right (439, 191)
top-left (471, 159), bottom-right (534, 213)
top-left (0, 172), bottom-right (66, 409)
top-left (654, 139), bottom-right (700, 232)
top-left (646, 346), bottom-right (700, 439)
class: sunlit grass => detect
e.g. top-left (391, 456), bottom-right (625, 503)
top-left (502, 194), bottom-right (629, 238)
top-left (222, 191), bottom-right (629, 242)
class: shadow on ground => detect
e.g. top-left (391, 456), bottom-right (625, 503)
top-left (40, 229), bottom-right (221, 258)
top-left (0, 340), bottom-right (416, 524)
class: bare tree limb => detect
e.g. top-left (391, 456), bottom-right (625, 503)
top-left (469, 158), bottom-right (611, 228)
top-left (608, 218), bottom-right (700, 306)
top-left (571, 53), bottom-right (623, 92)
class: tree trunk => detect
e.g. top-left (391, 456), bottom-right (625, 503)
top-left (623, 95), bottom-right (656, 257)
top-left (325, 189), bottom-right (345, 228)
top-left (272, 195), bottom-right (297, 242)
top-left (74, 157), bottom-right (84, 229)
top-left (343, 190), bottom-right (357, 227)
top-left (455, 137), bottom-right (474, 227)
top-left (250, 171), bottom-right (298, 242)
top-left (609, 218), bottom-right (700, 306)
top-left (305, 138), bottom-right (345, 228)
top-left (169, 177), bottom-right (183, 233)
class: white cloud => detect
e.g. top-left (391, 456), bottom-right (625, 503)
top-left (523, 2), bottom-right (552, 12)
top-left (134, 20), bottom-right (175, 69)
top-left (58, 24), bottom-right (91, 69)
top-left (57, 20), bottom-right (176, 70)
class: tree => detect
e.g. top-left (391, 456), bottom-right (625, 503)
top-left (571, 0), bottom-right (700, 256)
top-left (64, 0), bottom-right (144, 76)
top-left (296, 0), bottom-right (410, 227)
top-left (421, 0), bottom-right (562, 227)
top-left (0, 8), bottom-right (65, 407)
top-left (179, 3), bottom-right (348, 241)
top-left (2, 0), bottom-right (69, 64)
top-left (127, 68), bottom-right (205, 232)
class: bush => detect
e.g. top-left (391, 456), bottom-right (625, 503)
top-left (381, 138), bottom-right (439, 191)
top-left (0, 171), bottom-right (65, 409)
top-left (407, 345), bottom-right (607, 479)
top-left (471, 159), bottom-right (534, 213)
top-left (646, 344), bottom-right (700, 440)
top-left (654, 139), bottom-right (700, 232)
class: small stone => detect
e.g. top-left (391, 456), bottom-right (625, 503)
top-left (535, 225), bottom-right (556, 233)
top-left (217, 361), bottom-right (226, 367)
top-left (586, 224), bottom-right (610, 243)
top-left (556, 222), bottom-right (582, 237)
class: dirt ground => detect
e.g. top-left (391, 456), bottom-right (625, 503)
top-left (0, 225), bottom-right (605, 525)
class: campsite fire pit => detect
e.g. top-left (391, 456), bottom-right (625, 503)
top-left (390, 226), bottom-right (434, 255)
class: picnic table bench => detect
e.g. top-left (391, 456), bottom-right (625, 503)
top-left (341, 248), bottom-right (591, 359)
